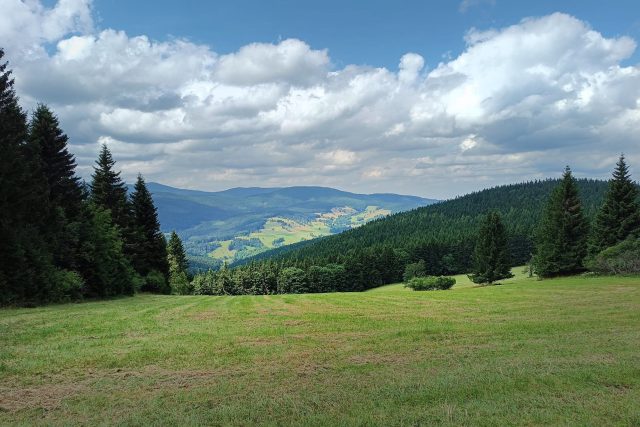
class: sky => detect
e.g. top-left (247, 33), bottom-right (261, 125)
top-left (2, 0), bottom-right (640, 198)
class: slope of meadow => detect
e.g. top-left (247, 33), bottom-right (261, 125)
top-left (208, 206), bottom-right (392, 264)
top-left (1, 272), bottom-right (639, 425)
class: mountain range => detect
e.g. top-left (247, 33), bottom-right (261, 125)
top-left (240, 179), bottom-right (610, 274)
top-left (135, 183), bottom-right (437, 269)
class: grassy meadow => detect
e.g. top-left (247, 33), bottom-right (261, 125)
top-left (1, 271), bottom-right (639, 425)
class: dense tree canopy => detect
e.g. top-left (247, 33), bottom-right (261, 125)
top-left (0, 50), bottom-right (167, 305)
top-left (187, 178), bottom-right (610, 296)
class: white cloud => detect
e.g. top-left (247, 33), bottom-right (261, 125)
top-left (3, 4), bottom-right (640, 198)
top-left (0, 0), bottom-right (92, 55)
top-left (214, 39), bottom-right (329, 86)
top-left (398, 53), bottom-right (424, 85)
top-left (460, 135), bottom-right (478, 152)
top-left (317, 149), bottom-right (359, 170)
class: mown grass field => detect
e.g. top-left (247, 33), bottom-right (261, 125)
top-left (1, 272), bottom-right (639, 426)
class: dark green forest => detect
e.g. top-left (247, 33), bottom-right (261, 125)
top-left (184, 178), bottom-right (613, 296)
top-left (244, 178), bottom-right (608, 267)
top-left (0, 49), bottom-right (184, 306)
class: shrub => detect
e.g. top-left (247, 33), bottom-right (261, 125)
top-left (170, 271), bottom-right (193, 295)
top-left (144, 270), bottom-right (170, 294)
top-left (277, 267), bottom-right (307, 294)
top-left (405, 276), bottom-right (456, 291)
top-left (51, 269), bottom-right (84, 301)
top-left (585, 238), bottom-right (640, 275)
top-left (306, 264), bottom-right (346, 293)
top-left (403, 260), bottom-right (426, 282)
top-left (131, 273), bottom-right (145, 293)
top-left (192, 270), bottom-right (215, 295)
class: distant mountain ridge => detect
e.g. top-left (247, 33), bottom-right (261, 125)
top-left (128, 182), bottom-right (437, 268)
top-left (237, 179), bottom-right (611, 271)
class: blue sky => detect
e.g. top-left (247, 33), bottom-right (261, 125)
top-left (4, 0), bottom-right (640, 198)
top-left (91, 0), bottom-right (640, 69)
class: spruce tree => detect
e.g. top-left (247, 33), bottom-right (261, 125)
top-left (534, 166), bottom-right (589, 278)
top-left (167, 231), bottom-right (191, 294)
top-left (130, 174), bottom-right (170, 289)
top-left (28, 104), bottom-right (84, 217)
top-left (0, 47), bottom-right (29, 303)
top-left (27, 104), bottom-right (85, 270)
top-left (78, 204), bottom-right (135, 297)
top-left (589, 155), bottom-right (640, 255)
top-left (0, 48), bottom-right (56, 304)
top-left (90, 144), bottom-right (131, 232)
top-left (167, 231), bottom-right (189, 276)
top-left (469, 211), bottom-right (513, 284)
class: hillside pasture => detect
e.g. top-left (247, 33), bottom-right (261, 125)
top-left (1, 272), bottom-right (639, 425)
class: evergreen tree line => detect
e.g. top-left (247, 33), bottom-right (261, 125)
top-left (443, 159), bottom-right (640, 284)
top-left (0, 51), bottom-right (187, 305)
top-left (185, 179), bottom-right (608, 295)
top-left (533, 159), bottom-right (640, 277)
top-left (189, 159), bottom-right (639, 295)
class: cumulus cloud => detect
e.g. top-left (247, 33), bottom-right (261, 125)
top-left (2, 3), bottom-right (640, 198)
top-left (215, 39), bottom-right (329, 86)
top-left (316, 149), bottom-right (359, 171)
top-left (0, 0), bottom-right (92, 55)
top-left (398, 53), bottom-right (424, 85)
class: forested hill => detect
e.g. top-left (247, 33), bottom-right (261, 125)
top-left (129, 183), bottom-right (436, 269)
top-left (238, 179), bottom-right (610, 272)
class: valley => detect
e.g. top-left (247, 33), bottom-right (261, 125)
top-left (208, 206), bottom-right (391, 264)
top-left (141, 183), bottom-right (434, 267)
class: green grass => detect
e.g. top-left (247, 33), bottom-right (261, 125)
top-left (369, 266), bottom-right (531, 292)
top-left (1, 272), bottom-right (639, 425)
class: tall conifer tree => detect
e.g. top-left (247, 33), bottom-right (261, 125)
top-left (28, 104), bottom-right (84, 216)
top-left (167, 231), bottom-right (189, 276)
top-left (469, 211), bottom-right (513, 284)
top-left (0, 48), bottom-right (29, 302)
top-left (167, 231), bottom-right (191, 294)
top-left (27, 104), bottom-right (85, 270)
top-left (534, 167), bottom-right (589, 277)
top-left (130, 174), bottom-right (169, 284)
top-left (589, 155), bottom-right (640, 255)
top-left (90, 144), bottom-right (131, 232)
top-left (88, 144), bottom-right (140, 292)
top-left (0, 48), bottom-right (56, 304)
